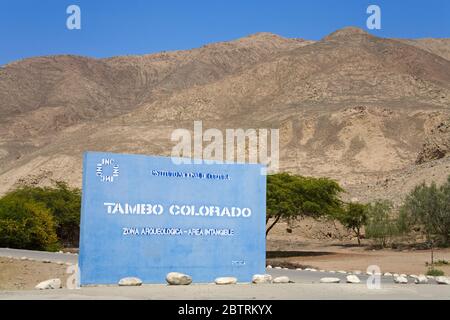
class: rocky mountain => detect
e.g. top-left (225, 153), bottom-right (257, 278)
top-left (0, 27), bottom-right (449, 204)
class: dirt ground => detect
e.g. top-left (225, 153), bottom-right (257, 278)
top-left (265, 218), bottom-right (450, 275)
top-left (267, 239), bottom-right (450, 275)
top-left (0, 258), bottom-right (69, 291)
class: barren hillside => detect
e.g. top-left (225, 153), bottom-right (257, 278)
top-left (0, 27), bottom-right (449, 204)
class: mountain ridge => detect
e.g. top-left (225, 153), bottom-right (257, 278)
top-left (1, 27), bottom-right (449, 203)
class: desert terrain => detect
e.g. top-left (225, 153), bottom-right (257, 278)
top-left (0, 27), bottom-right (449, 205)
top-left (1, 27), bottom-right (450, 297)
top-left (0, 257), bottom-right (69, 291)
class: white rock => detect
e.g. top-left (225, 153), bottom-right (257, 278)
top-left (252, 274), bottom-right (272, 284)
top-left (305, 268), bottom-right (317, 272)
top-left (56, 261), bottom-right (65, 265)
top-left (320, 277), bottom-right (340, 283)
top-left (35, 279), bottom-right (62, 290)
top-left (384, 272), bottom-right (393, 276)
top-left (20, 257), bottom-right (27, 261)
top-left (118, 277), bottom-right (142, 286)
top-left (215, 277), bottom-right (237, 285)
top-left (435, 276), bottom-right (450, 285)
top-left (400, 274), bottom-right (407, 278)
top-left (329, 270), bottom-right (336, 273)
top-left (374, 272), bottom-right (382, 276)
top-left (282, 267), bottom-right (289, 270)
top-left (366, 271), bottom-right (373, 276)
top-left (352, 270), bottom-right (362, 275)
top-left (296, 268), bottom-right (303, 271)
top-left (409, 274), bottom-right (418, 279)
top-left (338, 270), bottom-right (347, 274)
top-left (414, 275), bottom-right (428, 284)
top-left (266, 265), bottom-right (272, 269)
top-left (273, 276), bottom-right (290, 284)
top-left (58, 251), bottom-right (63, 253)
top-left (393, 273), bottom-right (399, 277)
top-left (165, 272), bottom-right (192, 285)
top-left (274, 266), bottom-right (282, 270)
top-left (394, 276), bottom-right (408, 284)
top-left (426, 275), bottom-right (435, 280)
top-left (346, 275), bottom-right (361, 283)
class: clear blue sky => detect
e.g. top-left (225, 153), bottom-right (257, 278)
top-left (1, 0), bottom-right (449, 65)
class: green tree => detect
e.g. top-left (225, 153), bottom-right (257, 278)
top-left (1, 181), bottom-right (81, 247)
top-left (266, 173), bottom-right (343, 236)
top-left (400, 176), bottom-right (450, 246)
top-left (0, 196), bottom-right (59, 251)
top-left (336, 202), bottom-right (368, 246)
top-left (365, 200), bottom-right (399, 248)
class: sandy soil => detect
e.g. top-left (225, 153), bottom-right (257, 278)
top-left (267, 240), bottom-right (450, 275)
top-left (0, 258), bottom-right (69, 291)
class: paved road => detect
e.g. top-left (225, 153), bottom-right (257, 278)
top-left (1, 248), bottom-right (449, 299)
top-left (1, 283), bottom-right (449, 300)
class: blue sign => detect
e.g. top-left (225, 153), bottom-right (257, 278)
top-left (79, 152), bottom-right (266, 285)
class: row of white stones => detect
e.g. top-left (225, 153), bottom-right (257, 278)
top-left (266, 265), bottom-right (450, 285)
top-left (7, 254), bottom-right (447, 289)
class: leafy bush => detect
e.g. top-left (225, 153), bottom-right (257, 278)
top-left (400, 176), bottom-right (450, 246)
top-left (426, 268), bottom-right (445, 276)
top-left (0, 181), bottom-right (81, 248)
top-left (0, 196), bottom-right (59, 251)
top-left (435, 259), bottom-right (449, 266)
top-left (365, 200), bottom-right (400, 248)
